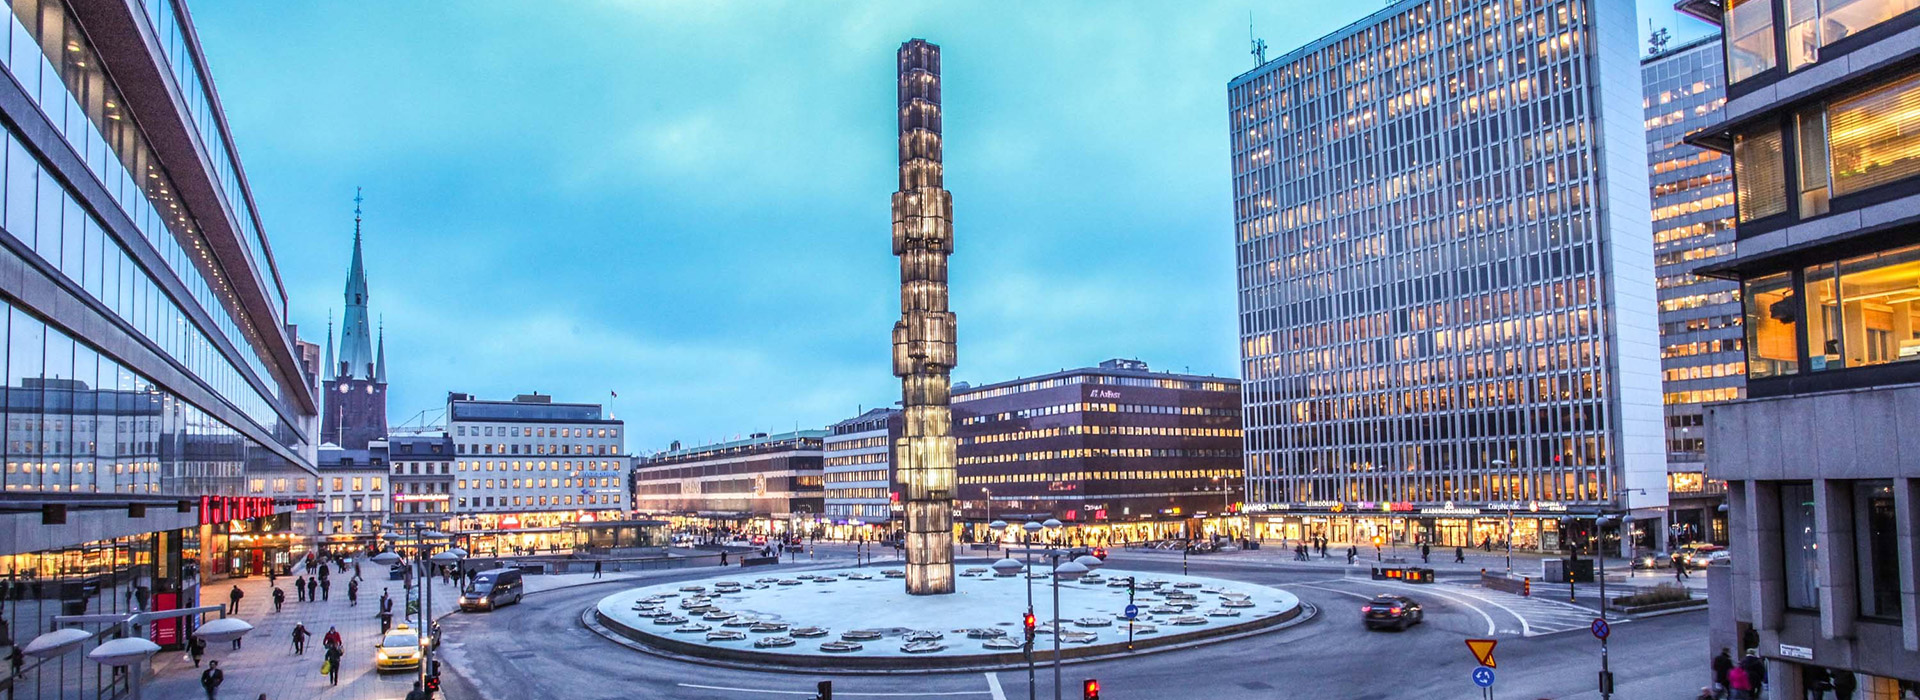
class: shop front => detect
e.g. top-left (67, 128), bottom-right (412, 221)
top-left (1244, 502), bottom-right (1582, 552)
top-left (449, 509), bottom-right (622, 555)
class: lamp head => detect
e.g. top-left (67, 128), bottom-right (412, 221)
top-left (1054, 560), bottom-right (1089, 581)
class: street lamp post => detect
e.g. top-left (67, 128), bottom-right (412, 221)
top-left (1490, 459), bottom-right (1512, 573)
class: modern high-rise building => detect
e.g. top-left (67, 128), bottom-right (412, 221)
top-left (1229, 0), bottom-right (1667, 552)
top-left (822, 408), bottom-right (900, 537)
top-left (446, 392), bottom-right (629, 555)
top-left (0, 0), bottom-right (319, 694)
top-left (320, 196), bottom-right (388, 450)
top-left (1643, 35), bottom-right (1739, 546)
top-left (1679, 0), bottom-right (1920, 692)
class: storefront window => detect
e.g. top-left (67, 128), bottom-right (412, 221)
top-left (1735, 128), bottom-right (1788, 221)
top-left (1830, 72), bottom-right (1920, 196)
top-left (1781, 483), bottom-right (1820, 610)
top-left (1745, 272), bottom-right (1801, 378)
top-left (1728, 0), bottom-right (1780, 82)
top-left (1852, 481), bottom-right (1899, 619)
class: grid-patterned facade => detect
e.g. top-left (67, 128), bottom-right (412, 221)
top-left (1642, 36), bottom-right (1738, 544)
top-left (823, 408), bottom-right (898, 524)
top-left (1229, 0), bottom-right (1666, 526)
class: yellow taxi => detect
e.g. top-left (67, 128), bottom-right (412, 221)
top-left (373, 624), bottom-right (426, 671)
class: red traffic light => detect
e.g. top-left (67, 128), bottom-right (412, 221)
top-left (1023, 611), bottom-right (1037, 635)
top-left (1083, 678), bottom-right (1100, 700)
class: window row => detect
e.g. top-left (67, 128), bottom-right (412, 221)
top-left (1744, 242), bottom-right (1920, 378)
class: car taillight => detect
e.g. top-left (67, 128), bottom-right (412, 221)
top-left (1390, 607), bottom-right (1403, 614)
top-left (1361, 605), bottom-right (1373, 613)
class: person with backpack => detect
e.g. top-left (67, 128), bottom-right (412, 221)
top-left (227, 585), bottom-right (244, 614)
top-left (271, 586), bottom-right (285, 613)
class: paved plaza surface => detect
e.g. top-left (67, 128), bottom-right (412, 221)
top-left (135, 552), bottom-right (792, 700)
top-left (439, 545), bottom-right (1714, 700)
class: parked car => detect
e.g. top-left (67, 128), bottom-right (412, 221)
top-left (1362, 594), bottom-right (1424, 631)
top-left (1678, 544), bottom-right (1725, 569)
top-left (1631, 551), bottom-right (1673, 569)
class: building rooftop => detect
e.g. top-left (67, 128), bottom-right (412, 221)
top-left (646, 429), bottom-right (829, 462)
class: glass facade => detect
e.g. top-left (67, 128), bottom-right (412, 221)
top-left (1228, 0), bottom-right (1662, 513)
top-left (1644, 38), bottom-right (1743, 479)
top-left (0, 0), bottom-right (298, 433)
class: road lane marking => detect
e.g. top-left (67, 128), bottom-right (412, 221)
top-left (1302, 581), bottom-right (1503, 636)
top-left (677, 683), bottom-right (991, 696)
top-left (1368, 579), bottom-right (1528, 636)
top-left (985, 672), bottom-right (1006, 700)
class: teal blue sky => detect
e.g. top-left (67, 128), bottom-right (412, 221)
top-left (191, 2), bottom-right (1715, 452)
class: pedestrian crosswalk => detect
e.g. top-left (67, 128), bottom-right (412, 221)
top-left (1436, 581), bottom-right (1605, 637)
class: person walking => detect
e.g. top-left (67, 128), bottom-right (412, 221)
top-left (1805, 666), bottom-right (1833, 700)
top-left (306, 577), bottom-right (317, 602)
top-left (1712, 648), bottom-right (1734, 699)
top-left (227, 585), bottom-right (243, 614)
top-left (406, 680), bottom-right (430, 700)
top-left (1346, 545), bottom-right (1358, 565)
top-left (321, 577), bottom-right (331, 602)
top-left (1421, 542), bottom-right (1432, 564)
top-left (1675, 556), bottom-right (1691, 580)
top-left (353, 560), bottom-right (362, 582)
top-left (271, 586), bottom-right (285, 613)
top-left (187, 635), bottom-right (206, 667)
top-left (1482, 535), bottom-right (1493, 552)
top-left (322, 625), bottom-right (342, 651)
top-left (267, 570), bottom-right (277, 588)
top-left (1740, 650), bottom-right (1768, 696)
top-left (593, 560), bottom-right (603, 579)
top-left (1454, 546), bottom-right (1466, 563)
top-left (291, 622), bottom-right (310, 655)
top-left (323, 642), bottom-right (343, 686)
top-left (1831, 669), bottom-right (1856, 700)
top-left (1727, 662), bottom-right (1753, 700)
top-left (294, 575), bottom-right (307, 602)
top-left (199, 659), bottom-right (224, 699)
top-left (348, 579), bottom-right (359, 607)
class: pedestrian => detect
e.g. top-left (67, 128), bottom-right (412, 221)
top-left (200, 659), bottom-right (223, 699)
top-left (1740, 650), bottom-right (1768, 694)
top-left (1483, 535), bottom-right (1493, 552)
top-left (1806, 666), bottom-right (1833, 700)
top-left (1727, 663), bottom-right (1753, 700)
top-left (1712, 647), bottom-right (1734, 699)
top-left (1346, 545), bottom-right (1357, 565)
top-left (321, 578), bottom-right (331, 602)
top-left (323, 625), bottom-right (342, 650)
top-left (227, 585), bottom-right (243, 614)
top-left (267, 570), bottom-right (277, 588)
top-left (354, 560), bottom-right (362, 581)
top-left (1675, 556), bottom-right (1690, 580)
top-left (1421, 542), bottom-right (1431, 563)
top-left (381, 589), bottom-right (393, 616)
top-left (323, 642), bottom-right (343, 686)
top-left (406, 680), bottom-right (430, 700)
top-left (348, 579), bottom-right (359, 607)
top-left (380, 610), bottom-right (393, 635)
top-left (306, 577), bottom-right (317, 601)
top-left (1832, 669), bottom-right (1856, 700)
top-left (9, 645), bottom-right (23, 678)
top-left (188, 635), bottom-right (206, 667)
top-left (294, 575), bottom-right (307, 602)
top-left (593, 560), bottom-right (603, 579)
top-left (1454, 546), bottom-right (1465, 563)
top-left (272, 586), bottom-right (284, 613)
top-left (291, 622), bottom-right (310, 655)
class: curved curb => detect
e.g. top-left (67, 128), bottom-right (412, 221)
top-left (582, 596), bottom-right (1316, 676)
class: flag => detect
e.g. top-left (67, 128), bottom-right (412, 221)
top-left (610, 390), bottom-right (618, 398)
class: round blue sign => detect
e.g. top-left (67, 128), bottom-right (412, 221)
top-left (1591, 618), bottom-right (1610, 640)
top-left (1472, 667), bottom-right (1495, 688)
top-left (1123, 604), bottom-right (1139, 620)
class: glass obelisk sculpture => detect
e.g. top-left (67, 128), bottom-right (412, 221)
top-left (892, 38), bottom-right (956, 595)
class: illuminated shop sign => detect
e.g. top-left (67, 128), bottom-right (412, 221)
top-left (200, 496), bottom-right (278, 525)
top-left (393, 494), bottom-right (450, 503)
top-left (1089, 389), bottom-right (1121, 399)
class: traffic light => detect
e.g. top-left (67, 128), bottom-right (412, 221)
top-left (1022, 610), bottom-right (1037, 642)
top-left (424, 673), bottom-right (441, 694)
top-left (816, 680), bottom-right (832, 700)
top-left (1371, 535), bottom-right (1384, 547)
top-left (1083, 678), bottom-right (1100, 700)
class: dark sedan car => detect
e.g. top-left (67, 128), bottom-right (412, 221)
top-left (1362, 594), bottom-right (1424, 631)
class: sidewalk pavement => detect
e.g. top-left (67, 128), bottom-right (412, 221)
top-left (1110, 542), bottom-right (1710, 591)
top-left (140, 552), bottom-right (862, 700)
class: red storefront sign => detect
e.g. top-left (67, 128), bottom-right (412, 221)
top-left (199, 496), bottom-right (277, 525)
top-left (499, 515), bottom-right (521, 530)
top-left (149, 593), bottom-right (180, 647)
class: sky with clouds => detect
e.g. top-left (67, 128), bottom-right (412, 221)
top-left (190, 1), bottom-right (1715, 454)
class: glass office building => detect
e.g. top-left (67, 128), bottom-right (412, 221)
top-left (1681, 0), bottom-right (1920, 693)
top-left (1643, 36), bottom-right (1739, 546)
top-left (0, 0), bottom-right (319, 697)
top-left (1228, 0), bottom-right (1667, 552)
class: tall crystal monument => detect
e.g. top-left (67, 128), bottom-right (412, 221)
top-left (891, 38), bottom-right (956, 595)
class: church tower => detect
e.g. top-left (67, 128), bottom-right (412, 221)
top-left (321, 190), bottom-right (389, 449)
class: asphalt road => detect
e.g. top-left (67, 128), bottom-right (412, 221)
top-left (436, 555), bottom-right (1711, 700)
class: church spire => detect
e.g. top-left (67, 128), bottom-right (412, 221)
top-left (323, 311), bottom-right (335, 382)
top-left (338, 188), bottom-right (376, 380)
top-left (375, 317), bottom-right (387, 384)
